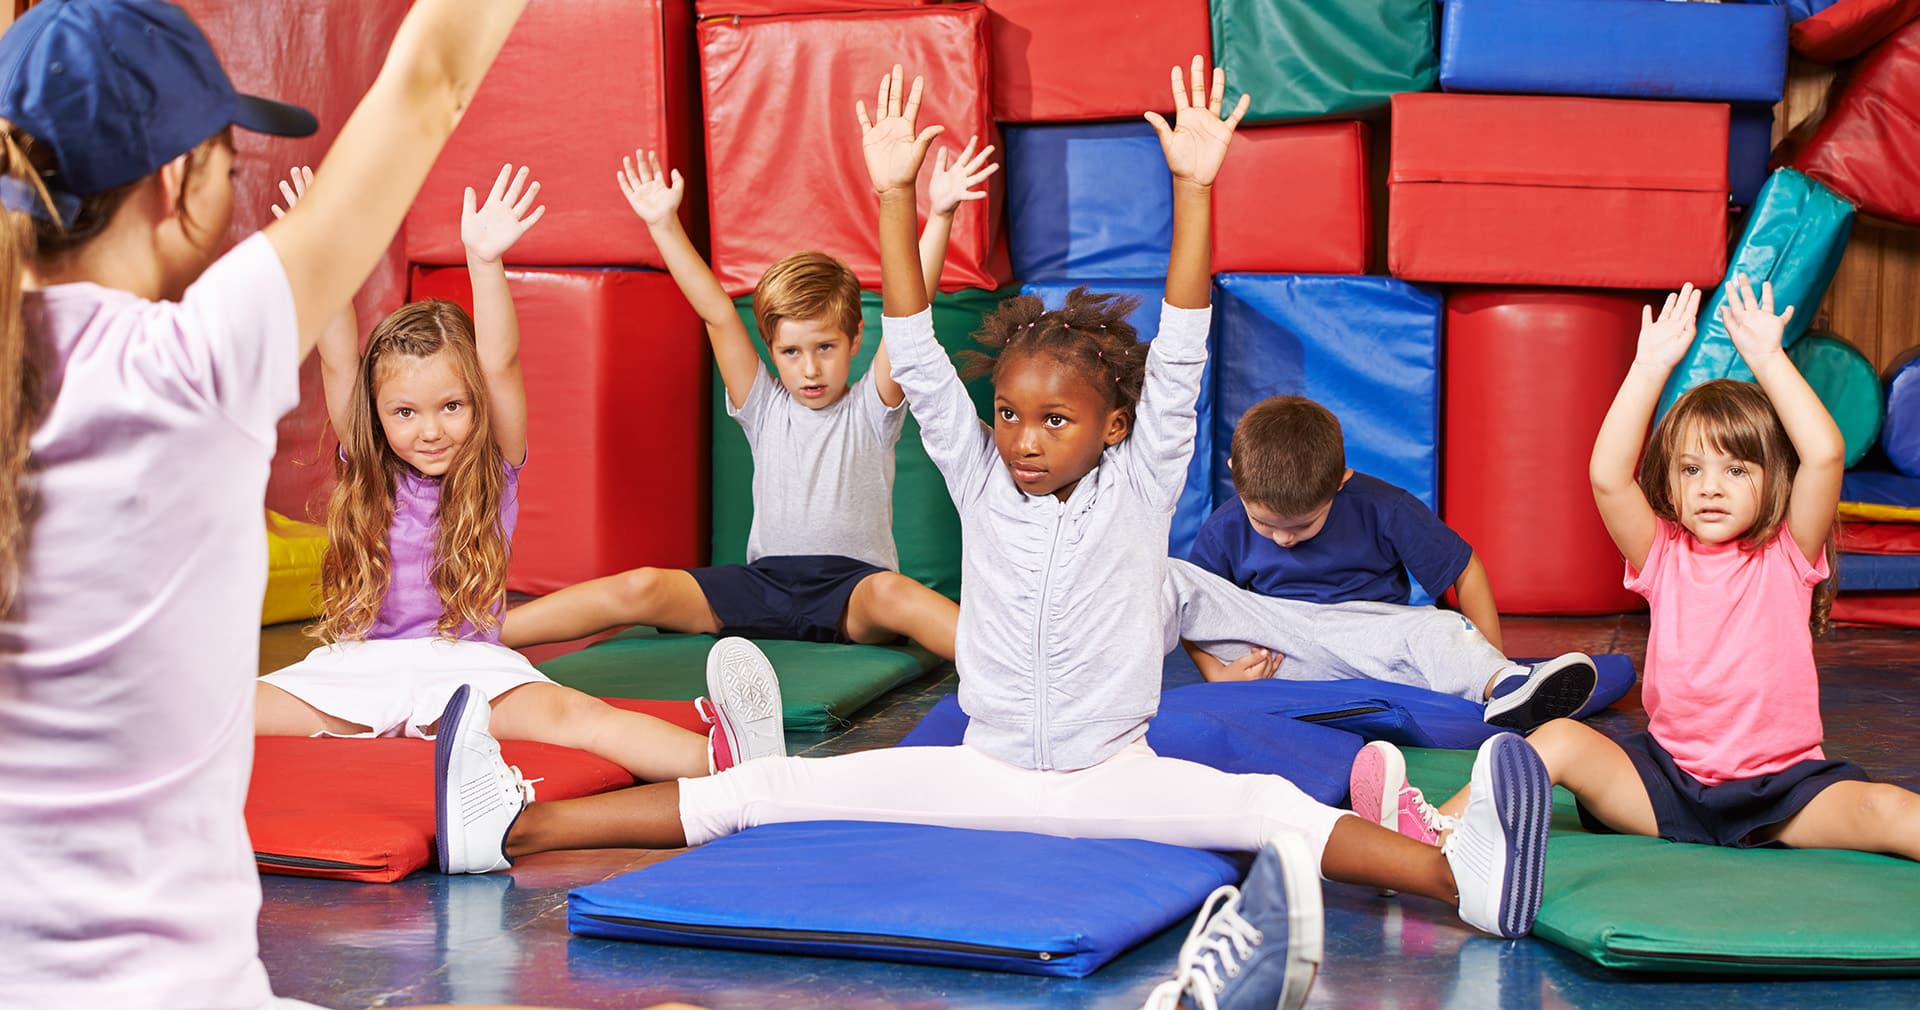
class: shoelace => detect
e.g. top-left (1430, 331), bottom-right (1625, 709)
top-left (1140, 884), bottom-right (1261, 1010)
top-left (1403, 786), bottom-right (1456, 834)
top-left (694, 696), bottom-right (718, 727)
top-left (498, 762), bottom-right (540, 804)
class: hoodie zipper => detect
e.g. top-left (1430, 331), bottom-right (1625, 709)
top-left (1032, 498), bottom-right (1068, 770)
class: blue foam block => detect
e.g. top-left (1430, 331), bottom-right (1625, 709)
top-left (1843, 468), bottom-right (1920, 508)
top-left (568, 820), bottom-right (1244, 977)
top-left (901, 691), bottom-right (1364, 804)
top-left (1659, 169), bottom-right (1856, 418)
top-left (1838, 553), bottom-right (1920, 592)
top-left (1006, 123), bottom-right (1172, 282)
top-left (1021, 280), bottom-right (1215, 557)
top-left (1885, 352), bottom-right (1920, 479)
top-left (1731, 105), bottom-right (1775, 208)
top-left (1440, 0), bottom-right (1788, 103)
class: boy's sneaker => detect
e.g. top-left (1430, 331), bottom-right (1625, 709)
top-left (1351, 740), bottom-right (1455, 845)
top-left (1442, 733), bottom-right (1552, 939)
top-left (1142, 833), bottom-right (1323, 1010)
top-left (434, 684), bottom-right (536, 874)
top-left (700, 637), bottom-right (786, 773)
top-left (1483, 653), bottom-right (1597, 731)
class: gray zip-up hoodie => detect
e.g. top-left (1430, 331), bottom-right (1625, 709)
top-left (885, 302), bottom-right (1211, 771)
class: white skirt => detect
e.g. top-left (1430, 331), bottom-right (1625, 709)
top-left (260, 637), bottom-right (554, 739)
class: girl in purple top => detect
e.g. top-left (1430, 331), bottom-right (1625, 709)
top-left (254, 166), bottom-right (771, 785)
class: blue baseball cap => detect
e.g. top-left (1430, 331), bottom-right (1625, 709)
top-left (0, 0), bottom-right (316, 201)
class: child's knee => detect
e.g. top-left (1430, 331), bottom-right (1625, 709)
top-left (1861, 783), bottom-right (1920, 830)
top-left (1522, 718), bottom-right (1587, 766)
top-left (858, 572), bottom-right (917, 613)
top-left (613, 567), bottom-right (671, 609)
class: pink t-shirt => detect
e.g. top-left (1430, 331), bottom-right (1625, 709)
top-left (1626, 519), bottom-right (1831, 786)
top-left (0, 235), bottom-right (298, 1009)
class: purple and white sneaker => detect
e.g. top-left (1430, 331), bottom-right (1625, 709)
top-left (1442, 733), bottom-right (1552, 938)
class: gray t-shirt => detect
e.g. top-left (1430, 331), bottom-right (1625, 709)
top-left (729, 361), bottom-right (907, 570)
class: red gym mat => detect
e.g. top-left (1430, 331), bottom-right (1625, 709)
top-left (1389, 94), bottom-right (1729, 288)
top-left (410, 267), bottom-right (708, 594)
top-left (1832, 591), bottom-right (1920, 628)
top-left (1212, 122), bottom-right (1370, 275)
top-left (1793, 0), bottom-right (1920, 62)
top-left (698, 6), bottom-right (1009, 295)
top-left (1444, 289), bottom-right (1647, 614)
top-left (986, 0), bottom-right (1211, 122)
top-left (405, 0), bottom-right (699, 267)
top-left (248, 699), bottom-right (703, 883)
top-left (1795, 18), bottom-right (1920, 227)
top-left (1841, 521), bottom-right (1920, 555)
top-left (698, 0), bottom-right (932, 13)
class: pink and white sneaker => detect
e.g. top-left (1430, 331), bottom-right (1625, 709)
top-left (697, 637), bottom-right (787, 773)
top-left (1350, 740), bottom-right (1455, 845)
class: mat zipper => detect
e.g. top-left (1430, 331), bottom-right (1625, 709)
top-left (1606, 946), bottom-right (1920, 969)
top-left (255, 852), bottom-right (385, 872)
top-left (580, 914), bottom-right (1062, 962)
top-left (1297, 705), bottom-right (1388, 723)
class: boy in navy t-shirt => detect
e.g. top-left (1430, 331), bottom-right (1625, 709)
top-left (1173, 396), bottom-right (1595, 731)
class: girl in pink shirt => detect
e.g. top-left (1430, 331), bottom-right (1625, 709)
top-left (254, 165), bottom-right (780, 796)
top-left (1405, 275), bottom-right (1919, 859)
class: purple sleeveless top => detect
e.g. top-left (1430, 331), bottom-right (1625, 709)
top-left (367, 456), bottom-right (522, 642)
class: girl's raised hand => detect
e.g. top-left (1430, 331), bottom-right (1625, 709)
top-left (269, 165), bottom-right (315, 219)
top-left (1720, 272), bottom-right (1796, 363)
top-left (461, 163), bottom-right (546, 264)
top-left (1143, 55), bottom-right (1250, 188)
top-left (857, 64), bottom-right (944, 194)
top-left (616, 149), bottom-right (684, 227)
top-left (1637, 283), bottom-right (1701, 372)
top-left (928, 135), bottom-right (999, 217)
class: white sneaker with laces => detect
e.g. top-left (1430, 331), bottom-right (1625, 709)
top-left (434, 684), bottom-right (536, 874)
top-left (1142, 833), bottom-right (1322, 1010)
top-left (1442, 733), bottom-right (1552, 938)
top-left (702, 637), bottom-right (786, 770)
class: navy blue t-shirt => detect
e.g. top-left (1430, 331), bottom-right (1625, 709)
top-left (1187, 473), bottom-right (1473, 605)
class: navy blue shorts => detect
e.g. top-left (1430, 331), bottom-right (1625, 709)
top-left (1575, 730), bottom-right (1869, 847)
top-left (688, 555), bottom-right (890, 644)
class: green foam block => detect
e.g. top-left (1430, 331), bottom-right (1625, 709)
top-left (1212, 0), bottom-right (1437, 123)
top-left (1402, 746), bottom-right (1920, 976)
top-left (536, 627), bottom-right (939, 734)
top-left (1787, 332), bottom-right (1885, 468)
top-left (713, 289), bottom-right (1011, 601)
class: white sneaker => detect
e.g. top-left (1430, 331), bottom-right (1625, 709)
top-left (1442, 733), bottom-right (1552, 938)
top-left (701, 637), bottom-right (786, 770)
top-left (1484, 653), bottom-right (1597, 731)
top-left (434, 684), bottom-right (535, 874)
top-left (1142, 833), bottom-right (1323, 1010)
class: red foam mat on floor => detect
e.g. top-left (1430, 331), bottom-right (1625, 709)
top-left (247, 698), bottom-right (702, 883)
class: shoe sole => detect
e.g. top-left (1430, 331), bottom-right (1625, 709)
top-left (433, 684), bottom-right (477, 873)
top-left (1350, 741), bottom-right (1405, 832)
top-left (1488, 734), bottom-right (1552, 938)
top-left (1270, 832), bottom-right (1325, 1010)
top-left (1484, 654), bottom-right (1597, 731)
top-left (706, 637), bottom-right (785, 764)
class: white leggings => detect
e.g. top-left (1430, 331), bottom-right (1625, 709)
top-left (678, 739), bottom-right (1351, 874)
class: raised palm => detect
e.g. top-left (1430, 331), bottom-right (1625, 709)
top-left (857, 64), bottom-right (943, 193)
top-left (928, 135), bottom-right (999, 216)
top-left (1721, 272), bottom-right (1795, 362)
top-left (1638, 283), bottom-right (1701, 370)
top-left (462, 163), bottom-right (545, 264)
top-left (617, 148), bottom-right (683, 227)
top-left (1144, 56), bottom-right (1250, 187)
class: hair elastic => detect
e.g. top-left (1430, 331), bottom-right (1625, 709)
top-left (0, 176), bottom-right (76, 224)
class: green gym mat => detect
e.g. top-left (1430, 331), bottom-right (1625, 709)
top-left (535, 626), bottom-right (940, 734)
top-left (1787, 332), bottom-right (1885, 468)
top-left (1212, 0), bottom-right (1437, 123)
top-left (713, 289), bottom-right (1012, 601)
top-left (1402, 747), bottom-right (1920, 976)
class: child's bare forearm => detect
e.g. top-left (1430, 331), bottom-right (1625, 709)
top-left (1166, 180), bottom-right (1212, 309)
top-left (879, 188), bottom-right (928, 317)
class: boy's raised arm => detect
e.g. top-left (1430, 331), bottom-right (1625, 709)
top-left (618, 149), bottom-right (761, 410)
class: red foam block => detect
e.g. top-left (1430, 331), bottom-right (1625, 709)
top-left (1443, 289), bottom-right (1647, 615)
top-left (181, 1), bottom-right (410, 520)
top-left (1795, 19), bottom-right (1920, 227)
top-left (986, 0), bottom-right (1212, 122)
top-left (1832, 591), bottom-right (1920, 628)
top-left (410, 267), bottom-right (709, 594)
top-left (1389, 94), bottom-right (1729, 289)
top-left (406, 0), bottom-right (698, 267)
top-left (247, 699), bottom-right (702, 882)
top-left (698, 0), bottom-right (931, 12)
top-left (1212, 122), bottom-right (1370, 275)
top-left (1792, 0), bottom-right (1920, 62)
top-left (698, 6), bottom-right (1009, 296)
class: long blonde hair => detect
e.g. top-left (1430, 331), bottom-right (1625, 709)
top-left (315, 299), bottom-right (509, 642)
top-left (1638, 379), bottom-right (1838, 636)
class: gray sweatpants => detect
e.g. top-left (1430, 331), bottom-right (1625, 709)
top-left (1165, 558), bottom-right (1516, 700)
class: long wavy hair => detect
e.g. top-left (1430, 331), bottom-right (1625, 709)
top-left (1639, 379), bottom-right (1838, 636)
top-left (315, 299), bottom-right (508, 642)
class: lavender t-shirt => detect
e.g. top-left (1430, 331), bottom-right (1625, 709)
top-left (0, 234), bottom-right (297, 1010)
top-left (366, 455), bottom-right (522, 642)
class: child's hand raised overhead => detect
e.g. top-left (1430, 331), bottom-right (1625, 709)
top-left (269, 165), bottom-right (315, 219)
top-left (1720, 273), bottom-right (1796, 364)
top-left (461, 163), bottom-right (546, 264)
top-left (857, 64), bottom-right (944, 194)
top-left (1637, 282), bottom-right (1702, 372)
top-left (617, 149), bottom-right (683, 228)
top-left (1143, 55), bottom-right (1250, 188)
top-left (928, 135), bottom-right (999, 217)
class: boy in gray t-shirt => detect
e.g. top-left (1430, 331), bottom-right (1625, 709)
top-left (501, 144), bottom-right (998, 660)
